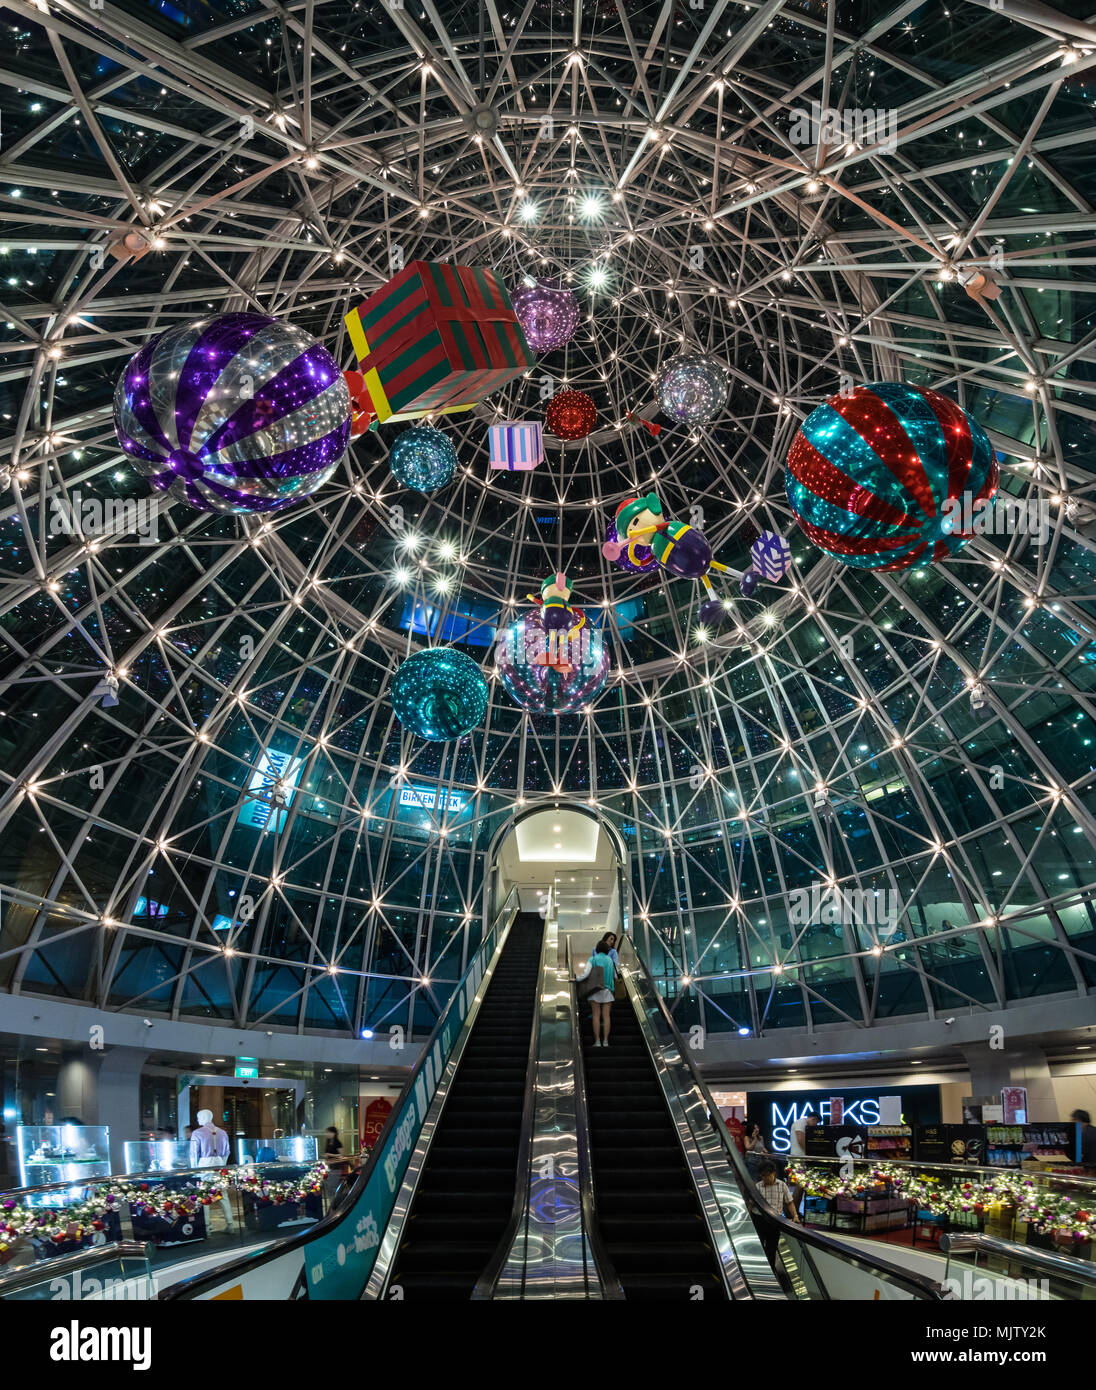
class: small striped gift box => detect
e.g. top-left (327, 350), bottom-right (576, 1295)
top-left (750, 530), bottom-right (792, 581)
top-left (488, 421), bottom-right (544, 471)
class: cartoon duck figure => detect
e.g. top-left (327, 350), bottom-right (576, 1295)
top-left (527, 572), bottom-right (586, 671)
top-left (602, 493), bottom-right (730, 624)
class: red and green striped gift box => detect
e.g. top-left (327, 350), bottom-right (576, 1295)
top-left (344, 261), bottom-right (534, 424)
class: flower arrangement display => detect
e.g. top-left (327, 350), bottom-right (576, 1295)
top-left (783, 1161), bottom-right (1094, 1246)
top-left (235, 1162), bottom-right (327, 1207)
top-left (0, 1162), bottom-right (330, 1260)
top-left (0, 1186), bottom-right (127, 1250)
top-left (123, 1180), bottom-right (223, 1223)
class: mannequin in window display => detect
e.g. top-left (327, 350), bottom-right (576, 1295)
top-left (190, 1109), bottom-right (236, 1231)
top-left (190, 1109), bottom-right (229, 1168)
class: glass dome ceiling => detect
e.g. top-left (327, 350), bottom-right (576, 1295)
top-left (0, 0), bottom-right (1094, 1042)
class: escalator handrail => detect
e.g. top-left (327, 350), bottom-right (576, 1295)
top-left (565, 933), bottom-right (625, 1299)
top-left (164, 888), bottom-right (521, 1300)
top-left (0, 1241), bottom-right (153, 1297)
top-left (472, 912), bottom-right (550, 1299)
top-left (619, 937), bottom-right (950, 1301)
top-left (940, 1230), bottom-right (1096, 1284)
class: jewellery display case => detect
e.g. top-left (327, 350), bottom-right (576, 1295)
top-left (122, 1140), bottom-right (193, 1174)
top-left (236, 1134), bottom-right (318, 1165)
top-left (15, 1124), bottom-right (111, 1194)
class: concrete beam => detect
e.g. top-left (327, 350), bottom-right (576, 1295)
top-left (697, 992), bottom-right (1096, 1075)
top-left (0, 993), bottom-right (424, 1074)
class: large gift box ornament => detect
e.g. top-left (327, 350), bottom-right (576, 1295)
top-left (488, 421), bottom-right (544, 471)
top-left (344, 262), bottom-right (534, 424)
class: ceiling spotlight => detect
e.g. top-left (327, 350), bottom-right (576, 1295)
top-left (519, 201), bottom-right (539, 223)
top-left (580, 194), bottom-right (603, 220)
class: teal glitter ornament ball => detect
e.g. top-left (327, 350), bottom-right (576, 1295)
top-left (390, 647), bottom-right (488, 741)
top-left (389, 424), bottom-right (457, 493)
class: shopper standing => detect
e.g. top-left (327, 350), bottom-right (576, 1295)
top-left (324, 1125), bottom-right (345, 1167)
top-left (754, 1161), bottom-right (799, 1274)
top-left (1071, 1109), bottom-right (1096, 1172)
top-left (576, 945), bottom-right (616, 1047)
top-left (743, 1120), bottom-right (768, 1179)
top-left (787, 1111), bottom-right (819, 1158)
top-left (594, 933), bottom-right (620, 968)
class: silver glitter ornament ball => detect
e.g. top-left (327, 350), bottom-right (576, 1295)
top-left (655, 353), bottom-right (729, 427)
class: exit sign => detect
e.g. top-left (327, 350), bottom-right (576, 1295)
top-left (234, 1064), bottom-right (259, 1079)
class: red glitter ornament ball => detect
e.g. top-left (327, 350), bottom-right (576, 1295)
top-left (545, 389), bottom-right (597, 441)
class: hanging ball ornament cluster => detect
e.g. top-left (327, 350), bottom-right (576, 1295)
top-left (388, 424), bottom-right (457, 493)
top-left (113, 313), bottom-right (351, 513)
top-left (545, 389), bottom-right (597, 441)
top-left (786, 382), bottom-right (998, 570)
top-left (512, 280), bottom-right (580, 353)
top-left (495, 612), bottom-right (610, 715)
top-left (390, 648), bottom-right (488, 741)
top-left (655, 353), bottom-right (729, 427)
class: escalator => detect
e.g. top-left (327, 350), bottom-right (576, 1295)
top-left (576, 929), bottom-right (948, 1303)
top-left (386, 911), bottom-right (544, 1298)
top-left (581, 996), bottom-right (728, 1300)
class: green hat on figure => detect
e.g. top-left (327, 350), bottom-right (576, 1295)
top-left (541, 573), bottom-right (568, 595)
top-left (614, 492), bottom-right (662, 535)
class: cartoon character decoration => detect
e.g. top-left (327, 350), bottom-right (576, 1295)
top-left (626, 409), bottom-right (662, 439)
top-left (604, 515), bottom-right (656, 574)
top-left (525, 572), bottom-right (587, 672)
top-left (786, 382), bottom-right (998, 569)
top-left (602, 493), bottom-right (731, 624)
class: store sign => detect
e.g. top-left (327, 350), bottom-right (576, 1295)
top-left (769, 1097), bottom-right (882, 1152)
top-left (361, 1097), bottom-right (393, 1152)
top-left (398, 786), bottom-right (466, 814)
top-left (238, 749), bottom-right (304, 832)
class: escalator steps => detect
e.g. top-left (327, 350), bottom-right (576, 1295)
top-left (583, 1010), bottom-right (728, 1300)
top-left (388, 913), bottom-right (543, 1299)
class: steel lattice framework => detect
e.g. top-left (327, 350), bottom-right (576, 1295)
top-left (0, 0), bottom-right (1094, 1042)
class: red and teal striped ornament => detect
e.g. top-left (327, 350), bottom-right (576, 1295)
top-left (786, 382), bottom-right (998, 570)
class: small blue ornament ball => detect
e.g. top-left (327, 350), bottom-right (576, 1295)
top-left (390, 647), bottom-right (488, 741)
top-left (389, 425), bottom-right (457, 493)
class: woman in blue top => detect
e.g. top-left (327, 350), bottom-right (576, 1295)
top-left (576, 943), bottom-right (616, 1046)
top-left (595, 932), bottom-right (620, 969)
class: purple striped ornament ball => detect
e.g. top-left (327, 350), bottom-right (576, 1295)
top-left (113, 313), bottom-right (351, 513)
